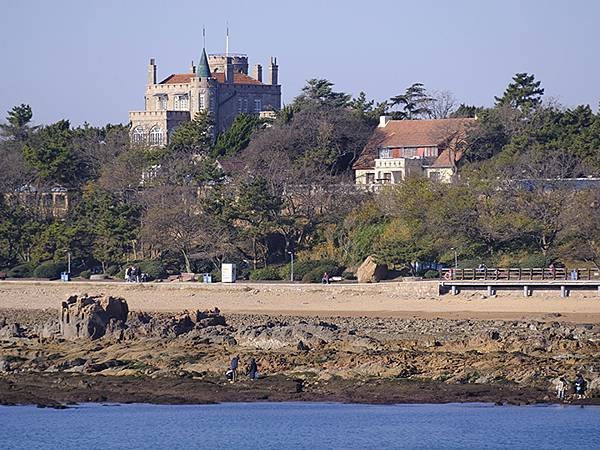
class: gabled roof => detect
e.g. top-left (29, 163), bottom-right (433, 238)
top-left (159, 72), bottom-right (263, 85)
top-left (353, 118), bottom-right (476, 170)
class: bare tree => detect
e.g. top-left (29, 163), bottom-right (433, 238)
top-left (140, 186), bottom-right (233, 273)
top-left (427, 90), bottom-right (458, 119)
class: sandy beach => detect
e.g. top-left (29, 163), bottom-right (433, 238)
top-left (1, 280), bottom-right (600, 322)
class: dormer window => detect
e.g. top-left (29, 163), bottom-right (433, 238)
top-left (379, 148), bottom-right (391, 159)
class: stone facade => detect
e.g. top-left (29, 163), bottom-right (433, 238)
top-left (129, 50), bottom-right (281, 146)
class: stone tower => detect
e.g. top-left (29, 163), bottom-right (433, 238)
top-left (189, 48), bottom-right (218, 117)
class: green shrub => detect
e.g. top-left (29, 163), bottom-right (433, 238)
top-left (7, 263), bottom-right (35, 279)
top-left (79, 270), bottom-right (92, 279)
top-left (141, 260), bottom-right (168, 280)
top-left (516, 254), bottom-right (548, 268)
top-left (300, 262), bottom-right (344, 283)
top-left (423, 269), bottom-right (440, 279)
top-left (210, 269), bottom-right (221, 282)
top-left (341, 270), bottom-right (356, 280)
top-left (33, 261), bottom-right (67, 280)
top-left (106, 265), bottom-right (121, 276)
top-left (250, 266), bottom-right (282, 281)
top-left (280, 259), bottom-right (343, 281)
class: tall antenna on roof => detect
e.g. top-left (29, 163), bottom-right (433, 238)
top-left (203, 26), bottom-right (206, 48)
top-left (225, 21), bottom-right (229, 56)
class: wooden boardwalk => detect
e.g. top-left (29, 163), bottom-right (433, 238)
top-left (439, 267), bottom-right (600, 297)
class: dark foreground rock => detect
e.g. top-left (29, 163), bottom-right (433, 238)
top-left (0, 372), bottom-right (582, 408)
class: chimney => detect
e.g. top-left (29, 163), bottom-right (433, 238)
top-left (190, 60), bottom-right (196, 74)
top-left (148, 58), bottom-right (157, 85)
top-left (378, 115), bottom-right (391, 128)
top-left (268, 57), bottom-right (278, 85)
top-left (252, 64), bottom-right (262, 82)
top-left (225, 57), bottom-right (234, 83)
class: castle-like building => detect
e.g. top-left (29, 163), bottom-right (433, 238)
top-left (129, 48), bottom-right (281, 146)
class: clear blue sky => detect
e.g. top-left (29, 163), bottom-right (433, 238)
top-left (1, 0), bottom-right (599, 126)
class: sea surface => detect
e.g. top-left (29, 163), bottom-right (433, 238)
top-left (0, 402), bottom-right (599, 449)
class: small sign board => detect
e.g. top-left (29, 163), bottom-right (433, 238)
top-left (222, 263), bottom-right (237, 283)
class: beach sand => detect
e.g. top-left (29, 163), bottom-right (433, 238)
top-left (1, 279), bottom-right (600, 323)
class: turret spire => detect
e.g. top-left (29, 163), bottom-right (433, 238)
top-left (197, 47), bottom-right (211, 78)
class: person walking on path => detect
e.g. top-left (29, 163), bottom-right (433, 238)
top-left (247, 357), bottom-right (259, 380)
top-left (322, 272), bottom-right (329, 284)
top-left (125, 267), bottom-right (132, 282)
top-left (574, 373), bottom-right (587, 399)
top-left (230, 355), bottom-right (239, 383)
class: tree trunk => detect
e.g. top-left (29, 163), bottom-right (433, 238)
top-left (182, 249), bottom-right (191, 273)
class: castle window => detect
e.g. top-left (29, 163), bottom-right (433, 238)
top-left (149, 126), bottom-right (164, 146)
top-left (132, 126), bottom-right (145, 144)
top-left (243, 98), bottom-right (248, 113)
top-left (199, 95), bottom-right (205, 111)
top-left (156, 95), bottom-right (167, 110)
top-left (254, 99), bottom-right (262, 113)
top-left (237, 98), bottom-right (243, 113)
top-left (174, 94), bottom-right (189, 110)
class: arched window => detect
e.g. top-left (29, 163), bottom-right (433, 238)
top-left (132, 126), bottom-right (145, 144)
top-left (149, 126), bottom-right (164, 146)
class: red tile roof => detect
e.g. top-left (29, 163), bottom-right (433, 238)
top-left (353, 118), bottom-right (476, 170)
top-left (159, 72), bottom-right (263, 85)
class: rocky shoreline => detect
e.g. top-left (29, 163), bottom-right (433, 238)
top-left (1, 295), bottom-right (599, 408)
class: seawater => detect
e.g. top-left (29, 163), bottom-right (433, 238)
top-left (0, 402), bottom-right (599, 450)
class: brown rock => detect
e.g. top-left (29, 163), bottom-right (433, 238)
top-left (356, 256), bottom-right (388, 283)
top-left (59, 294), bottom-right (129, 340)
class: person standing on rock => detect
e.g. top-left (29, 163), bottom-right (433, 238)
top-left (248, 357), bottom-right (258, 380)
top-left (574, 373), bottom-right (587, 399)
top-left (230, 355), bottom-right (239, 383)
top-left (556, 377), bottom-right (567, 401)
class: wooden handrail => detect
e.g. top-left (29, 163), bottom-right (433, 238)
top-left (440, 267), bottom-right (600, 281)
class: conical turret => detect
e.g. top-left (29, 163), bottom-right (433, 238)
top-left (197, 48), bottom-right (211, 78)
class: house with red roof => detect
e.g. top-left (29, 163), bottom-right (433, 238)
top-left (129, 48), bottom-right (281, 146)
top-left (353, 116), bottom-right (476, 185)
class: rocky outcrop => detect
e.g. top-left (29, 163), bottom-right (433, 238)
top-left (60, 294), bottom-right (129, 340)
top-left (123, 308), bottom-right (226, 339)
top-left (356, 256), bottom-right (388, 283)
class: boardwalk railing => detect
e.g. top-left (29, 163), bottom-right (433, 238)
top-left (440, 267), bottom-right (600, 281)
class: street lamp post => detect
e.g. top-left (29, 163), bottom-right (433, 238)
top-left (451, 248), bottom-right (458, 269)
top-left (288, 251), bottom-right (294, 282)
top-left (67, 252), bottom-right (71, 275)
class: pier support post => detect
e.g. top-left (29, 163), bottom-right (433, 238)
top-left (523, 285), bottom-right (530, 297)
top-left (598, 286), bottom-right (600, 298)
top-left (487, 285), bottom-right (494, 296)
top-left (560, 286), bottom-right (568, 298)
top-left (451, 285), bottom-right (458, 295)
